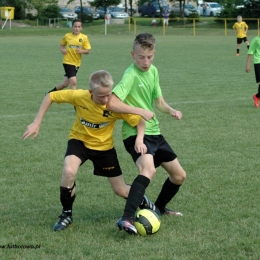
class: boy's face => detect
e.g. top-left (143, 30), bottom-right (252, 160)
top-left (91, 86), bottom-right (112, 105)
top-left (72, 21), bottom-right (82, 35)
top-left (237, 17), bottom-right (242, 22)
top-left (131, 44), bottom-right (155, 72)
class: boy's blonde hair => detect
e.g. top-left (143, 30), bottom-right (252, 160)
top-left (89, 70), bottom-right (114, 92)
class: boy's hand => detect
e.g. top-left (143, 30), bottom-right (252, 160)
top-left (171, 110), bottom-right (182, 120)
top-left (22, 123), bottom-right (40, 140)
top-left (141, 109), bottom-right (154, 121)
top-left (134, 142), bottom-right (147, 155)
top-left (61, 49), bottom-right (67, 55)
top-left (76, 48), bottom-right (82, 54)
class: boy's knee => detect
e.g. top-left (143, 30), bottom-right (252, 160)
top-left (170, 169), bottom-right (186, 185)
top-left (63, 166), bottom-right (77, 181)
top-left (113, 186), bottom-right (128, 198)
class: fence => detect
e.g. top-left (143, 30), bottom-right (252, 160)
top-left (128, 17), bottom-right (260, 36)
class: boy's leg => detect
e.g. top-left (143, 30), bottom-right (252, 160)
top-left (46, 77), bottom-right (69, 94)
top-left (253, 65), bottom-right (260, 107)
top-left (115, 174), bottom-right (150, 235)
top-left (253, 83), bottom-right (260, 107)
top-left (115, 154), bottom-right (157, 234)
top-left (108, 175), bottom-right (131, 198)
top-left (68, 76), bottom-right (77, 90)
top-left (54, 155), bottom-right (81, 231)
top-left (56, 77), bottom-right (70, 91)
top-left (108, 175), bottom-right (159, 211)
top-left (236, 43), bottom-right (240, 56)
top-left (155, 158), bottom-right (186, 216)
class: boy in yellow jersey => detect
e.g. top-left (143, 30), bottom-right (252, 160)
top-left (47, 19), bottom-right (91, 93)
top-left (22, 70), bottom-right (158, 232)
top-left (233, 15), bottom-right (249, 56)
top-left (246, 25), bottom-right (260, 107)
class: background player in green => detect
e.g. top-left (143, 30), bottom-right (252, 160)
top-left (246, 24), bottom-right (260, 107)
top-left (233, 15), bottom-right (249, 56)
top-left (47, 19), bottom-right (91, 93)
top-left (22, 70), bottom-right (157, 231)
top-left (107, 33), bottom-right (186, 235)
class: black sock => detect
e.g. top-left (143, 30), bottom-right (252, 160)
top-left (256, 84), bottom-right (260, 98)
top-left (60, 185), bottom-right (76, 216)
top-left (247, 45), bottom-right (249, 49)
top-left (48, 87), bottom-right (57, 93)
top-left (123, 175), bottom-right (150, 220)
top-left (155, 178), bottom-right (181, 212)
top-left (237, 49), bottom-right (239, 54)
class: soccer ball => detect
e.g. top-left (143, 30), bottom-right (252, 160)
top-left (134, 209), bottom-right (161, 236)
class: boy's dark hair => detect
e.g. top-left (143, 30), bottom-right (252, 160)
top-left (72, 19), bottom-right (82, 26)
top-left (133, 33), bottom-right (155, 50)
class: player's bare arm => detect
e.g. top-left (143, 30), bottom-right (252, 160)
top-left (60, 44), bottom-right (67, 55)
top-left (76, 48), bottom-right (90, 55)
top-left (107, 94), bottom-right (154, 121)
top-left (134, 119), bottom-right (147, 155)
top-left (22, 95), bottom-right (53, 140)
top-left (155, 96), bottom-right (182, 120)
top-left (246, 54), bottom-right (252, 73)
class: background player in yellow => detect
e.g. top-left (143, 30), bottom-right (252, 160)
top-left (23, 70), bottom-right (157, 231)
top-left (47, 19), bottom-right (91, 93)
top-left (233, 15), bottom-right (249, 56)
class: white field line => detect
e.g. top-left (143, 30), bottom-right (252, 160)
top-left (168, 97), bottom-right (249, 106)
top-left (0, 110), bottom-right (73, 119)
top-left (0, 97), bottom-right (250, 119)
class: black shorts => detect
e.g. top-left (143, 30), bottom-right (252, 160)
top-left (65, 139), bottom-right (122, 177)
top-left (123, 135), bottom-right (177, 168)
top-left (237, 37), bottom-right (248, 44)
top-left (63, 64), bottom-right (79, 79)
top-left (254, 64), bottom-right (260, 83)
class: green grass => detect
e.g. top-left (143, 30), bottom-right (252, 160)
top-left (1, 30), bottom-right (260, 259)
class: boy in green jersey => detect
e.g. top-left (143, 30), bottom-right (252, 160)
top-left (107, 33), bottom-right (186, 235)
top-left (246, 25), bottom-right (260, 107)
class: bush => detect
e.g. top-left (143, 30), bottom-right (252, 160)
top-left (26, 13), bottom-right (37, 20)
top-left (187, 10), bottom-right (201, 23)
top-left (169, 11), bottom-right (178, 23)
top-left (42, 4), bottom-right (61, 19)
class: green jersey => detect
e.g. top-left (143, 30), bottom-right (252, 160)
top-left (112, 63), bottom-right (162, 139)
top-left (248, 36), bottom-right (260, 64)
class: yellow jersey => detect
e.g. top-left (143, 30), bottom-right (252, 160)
top-left (233, 22), bottom-right (248, 38)
top-left (61, 33), bottom-right (91, 67)
top-left (50, 90), bottom-right (141, 151)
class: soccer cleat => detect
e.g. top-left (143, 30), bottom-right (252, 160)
top-left (53, 213), bottom-right (73, 231)
top-left (252, 95), bottom-right (259, 107)
top-left (236, 53), bottom-right (240, 56)
top-left (139, 195), bottom-right (161, 215)
top-left (160, 207), bottom-right (183, 216)
top-left (115, 217), bottom-right (137, 235)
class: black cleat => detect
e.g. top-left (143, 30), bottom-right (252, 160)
top-left (139, 195), bottom-right (161, 215)
top-left (115, 217), bottom-right (137, 235)
top-left (53, 213), bottom-right (73, 231)
top-left (160, 207), bottom-right (183, 216)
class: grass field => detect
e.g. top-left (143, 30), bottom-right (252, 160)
top-left (1, 26), bottom-right (260, 259)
